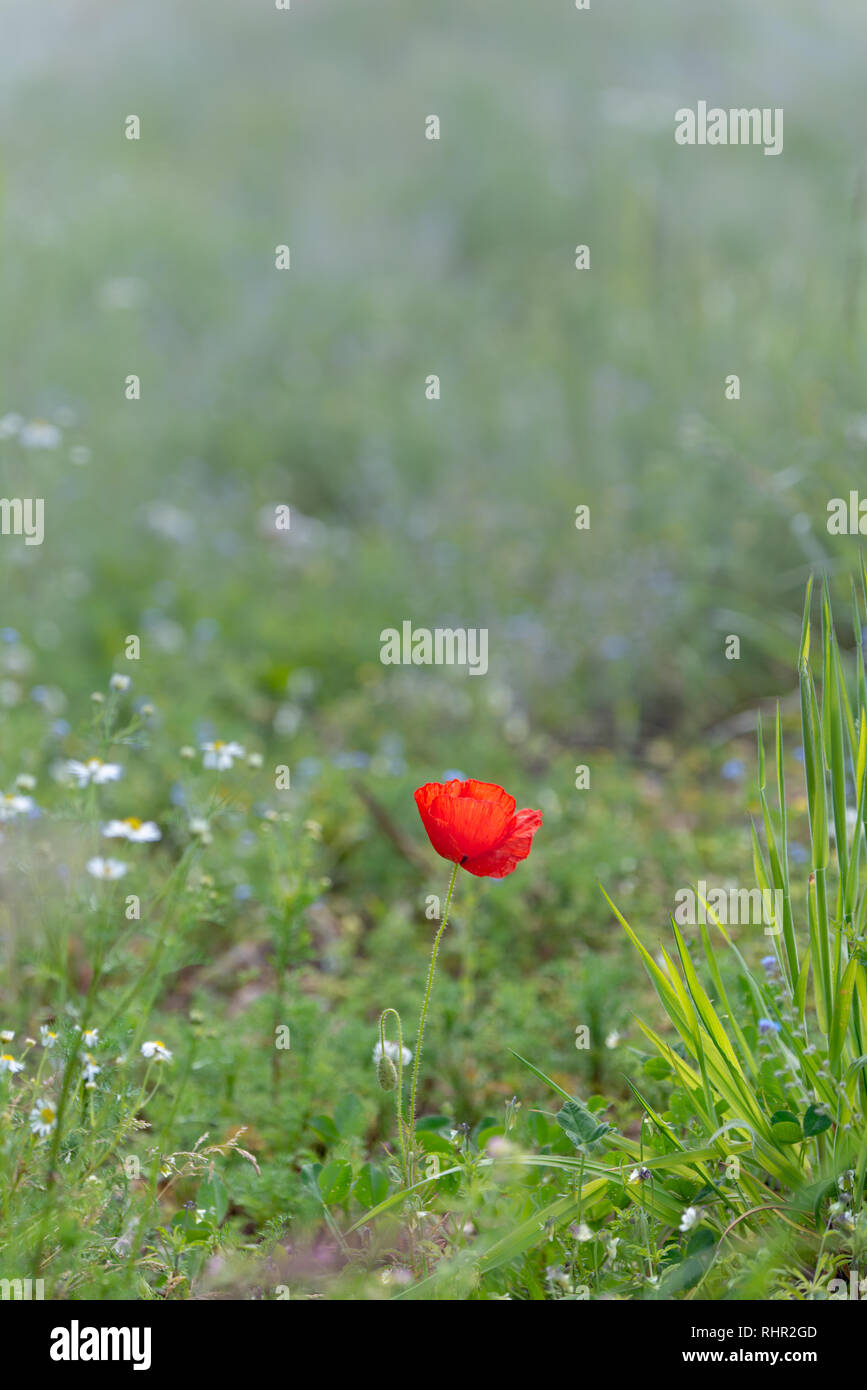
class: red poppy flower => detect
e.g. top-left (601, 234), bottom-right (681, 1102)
top-left (414, 779), bottom-right (542, 879)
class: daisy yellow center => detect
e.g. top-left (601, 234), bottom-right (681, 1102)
top-left (213, 741), bottom-right (225, 750)
top-left (124, 818), bottom-right (142, 829)
top-left (1, 1054), bottom-right (13, 1062)
top-left (40, 1107), bottom-right (55, 1122)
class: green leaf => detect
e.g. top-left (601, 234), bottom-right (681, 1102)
top-left (353, 1163), bottom-right (389, 1209)
top-left (197, 1171), bottom-right (228, 1225)
top-left (416, 1130), bottom-right (455, 1156)
top-left (309, 1114), bottom-right (340, 1146)
top-left (769, 1110), bottom-right (802, 1145)
top-left (802, 1104), bottom-right (831, 1138)
top-left (318, 1159), bottom-right (353, 1205)
top-left (643, 1057), bottom-right (672, 1080)
top-left (555, 1099), bottom-right (610, 1150)
top-left (799, 573), bottom-right (814, 667)
top-left (830, 954), bottom-right (859, 1069)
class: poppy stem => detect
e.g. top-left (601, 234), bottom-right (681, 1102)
top-left (407, 862), bottom-right (459, 1176)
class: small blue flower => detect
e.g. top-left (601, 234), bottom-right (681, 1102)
top-left (760, 955), bottom-right (779, 976)
top-left (721, 759), bottom-right (745, 782)
top-left (333, 752), bottom-right (370, 771)
top-left (234, 884), bottom-right (253, 902)
top-left (442, 769), bottom-right (467, 783)
top-left (0, 628), bottom-right (19, 644)
top-left (758, 1018), bottom-right (781, 1035)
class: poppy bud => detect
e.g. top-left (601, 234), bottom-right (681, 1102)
top-left (377, 1054), bottom-right (398, 1091)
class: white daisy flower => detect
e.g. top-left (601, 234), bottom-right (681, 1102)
top-left (109, 674), bottom-right (131, 692)
top-left (30, 1099), bottom-right (57, 1137)
top-left (188, 817), bottom-right (212, 844)
top-left (101, 817), bottom-right (161, 843)
top-left (0, 793), bottom-right (35, 821)
top-left (86, 856), bottom-right (128, 880)
top-left (247, 752), bottom-right (264, 769)
top-left (64, 758), bottom-right (124, 787)
top-left (605, 1030), bottom-right (622, 1049)
top-left (679, 1205), bottom-right (700, 1233)
top-left (40, 1025), bottom-right (57, 1047)
top-left (19, 419), bottom-right (61, 450)
top-left (82, 1053), bottom-right (100, 1083)
top-left (201, 740), bottom-right (245, 770)
top-left (81, 1028), bottom-right (99, 1047)
top-left (0, 1030), bottom-right (13, 1043)
top-left (372, 1040), bottom-right (412, 1067)
top-left (14, 774), bottom-right (36, 791)
top-left (140, 1040), bottom-right (172, 1062)
top-left (0, 1054), bottom-right (24, 1074)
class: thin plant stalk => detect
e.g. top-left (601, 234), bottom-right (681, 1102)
top-left (407, 862), bottom-right (459, 1172)
top-left (378, 1008), bottom-right (407, 1181)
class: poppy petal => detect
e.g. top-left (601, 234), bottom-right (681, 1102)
top-left (462, 808), bottom-right (543, 879)
top-left (424, 792), bottom-right (514, 861)
top-left (414, 779), bottom-right (515, 817)
top-left (454, 780), bottom-right (516, 817)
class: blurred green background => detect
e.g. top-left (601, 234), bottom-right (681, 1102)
top-left (2, 0), bottom-right (867, 749)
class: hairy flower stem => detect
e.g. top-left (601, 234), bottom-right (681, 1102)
top-left (407, 862), bottom-right (459, 1180)
top-left (378, 1008), bottom-right (407, 1182)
